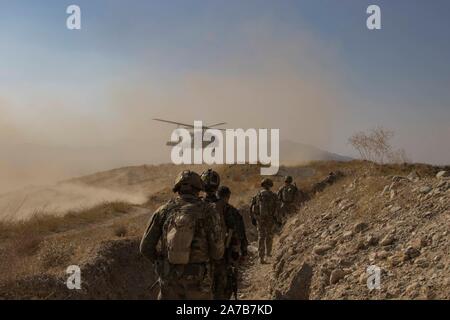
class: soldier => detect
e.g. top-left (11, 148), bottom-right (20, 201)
top-left (139, 170), bottom-right (224, 300)
top-left (250, 178), bottom-right (280, 264)
top-left (200, 168), bottom-right (221, 203)
top-left (277, 176), bottom-right (298, 220)
top-left (213, 186), bottom-right (248, 300)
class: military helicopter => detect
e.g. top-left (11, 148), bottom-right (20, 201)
top-left (153, 118), bottom-right (227, 149)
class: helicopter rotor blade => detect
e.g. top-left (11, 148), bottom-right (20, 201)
top-left (206, 122), bottom-right (227, 128)
top-left (152, 118), bottom-right (195, 129)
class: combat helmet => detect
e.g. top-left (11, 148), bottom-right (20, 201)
top-left (173, 170), bottom-right (204, 193)
top-left (217, 185), bottom-right (231, 199)
top-left (284, 176), bottom-right (293, 184)
top-left (261, 178), bottom-right (273, 188)
top-left (201, 169), bottom-right (221, 193)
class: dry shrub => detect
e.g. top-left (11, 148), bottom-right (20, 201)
top-left (12, 233), bottom-right (43, 257)
top-left (113, 224), bottom-right (128, 238)
top-left (38, 240), bottom-right (75, 269)
top-left (0, 201), bottom-right (133, 241)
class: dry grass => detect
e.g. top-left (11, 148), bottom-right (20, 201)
top-left (113, 224), bottom-right (128, 237)
top-left (38, 240), bottom-right (75, 269)
top-left (13, 233), bottom-right (43, 257)
top-left (0, 201), bottom-right (133, 241)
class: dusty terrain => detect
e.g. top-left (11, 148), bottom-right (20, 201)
top-left (0, 161), bottom-right (448, 300)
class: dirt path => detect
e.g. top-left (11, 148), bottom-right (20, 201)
top-left (238, 238), bottom-right (281, 300)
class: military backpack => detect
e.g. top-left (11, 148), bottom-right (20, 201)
top-left (162, 200), bottom-right (202, 265)
top-left (282, 184), bottom-right (298, 203)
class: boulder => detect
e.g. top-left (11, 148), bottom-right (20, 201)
top-left (276, 263), bottom-right (313, 300)
top-left (366, 234), bottom-right (379, 246)
top-left (390, 206), bottom-right (402, 213)
top-left (313, 244), bottom-right (333, 255)
top-left (330, 269), bottom-right (346, 285)
top-left (354, 222), bottom-right (369, 233)
top-left (407, 171), bottom-right (420, 182)
top-left (436, 171), bottom-right (449, 179)
top-left (380, 234), bottom-right (396, 246)
top-left (419, 186), bottom-right (432, 194)
top-left (403, 246), bottom-right (421, 261)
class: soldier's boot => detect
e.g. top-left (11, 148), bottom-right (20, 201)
top-left (259, 256), bottom-right (266, 264)
top-left (258, 233), bottom-right (266, 261)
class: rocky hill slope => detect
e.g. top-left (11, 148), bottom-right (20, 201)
top-left (268, 165), bottom-right (449, 299)
top-left (0, 161), bottom-right (448, 300)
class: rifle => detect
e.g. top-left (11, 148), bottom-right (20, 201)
top-left (228, 265), bottom-right (238, 300)
top-left (148, 258), bottom-right (164, 297)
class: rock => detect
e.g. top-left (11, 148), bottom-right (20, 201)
top-left (338, 257), bottom-right (353, 267)
top-left (404, 282), bottom-right (420, 298)
top-left (390, 189), bottom-right (396, 200)
top-left (403, 246), bottom-right (421, 261)
top-left (247, 244), bottom-right (258, 255)
top-left (392, 176), bottom-right (408, 183)
top-left (339, 201), bottom-right (354, 211)
top-left (390, 206), bottom-right (402, 213)
top-left (407, 171), bottom-right (420, 182)
top-left (355, 240), bottom-right (367, 251)
top-left (313, 244), bottom-right (333, 255)
top-left (410, 237), bottom-right (427, 250)
top-left (329, 269), bottom-right (346, 285)
top-left (437, 180), bottom-right (447, 188)
top-left (380, 234), bottom-right (396, 246)
top-left (359, 271), bottom-right (371, 285)
top-left (321, 213), bottom-right (333, 220)
top-left (354, 222), bottom-right (369, 233)
top-left (436, 171), bottom-right (450, 179)
top-left (366, 234), bottom-right (379, 246)
top-left (389, 181), bottom-right (398, 191)
top-left (342, 230), bottom-right (354, 240)
top-left (419, 186), bottom-right (432, 194)
top-left (415, 258), bottom-right (430, 268)
top-left (388, 254), bottom-right (403, 267)
top-left (277, 263), bottom-right (313, 300)
top-left (377, 251), bottom-right (389, 259)
top-left (422, 211), bottom-right (433, 218)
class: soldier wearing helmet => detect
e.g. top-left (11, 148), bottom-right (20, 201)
top-left (213, 186), bottom-right (248, 299)
top-left (140, 170), bottom-right (224, 299)
top-left (201, 169), bottom-right (221, 203)
top-left (277, 176), bottom-right (299, 220)
top-left (250, 178), bottom-right (280, 264)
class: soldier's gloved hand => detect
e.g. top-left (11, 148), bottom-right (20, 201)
top-left (251, 218), bottom-right (257, 226)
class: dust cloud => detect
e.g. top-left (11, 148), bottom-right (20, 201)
top-left (0, 183), bottom-right (147, 222)
top-left (1, 25), bottom-right (341, 196)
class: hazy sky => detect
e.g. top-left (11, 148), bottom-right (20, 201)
top-left (1, 0), bottom-right (449, 191)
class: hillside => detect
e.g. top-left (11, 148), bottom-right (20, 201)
top-left (280, 140), bottom-right (352, 164)
top-left (0, 161), bottom-right (448, 300)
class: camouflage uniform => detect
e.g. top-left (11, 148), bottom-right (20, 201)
top-left (277, 176), bottom-right (299, 219)
top-left (200, 169), bottom-right (231, 299)
top-left (140, 171), bottom-right (224, 300)
top-left (250, 179), bottom-right (280, 263)
top-left (213, 186), bottom-right (248, 300)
